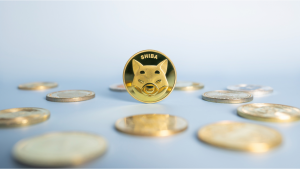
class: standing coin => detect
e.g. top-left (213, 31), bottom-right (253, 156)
top-left (115, 114), bottom-right (188, 136)
top-left (198, 121), bottom-right (282, 152)
top-left (175, 81), bottom-right (204, 91)
top-left (202, 90), bottom-right (253, 104)
top-left (13, 132), bottom-right (107, 167)
top-left (46, 90), bottom-right (95, 102)
top-left (109, 84), bottom-right (127, 92)
top-left (123, 50), bottom-right (177, 103)
top-left (238, 103), bottom-right (300, 122)
top-left (0, 107), bottom-right (50, 127)
top-left (18, 82), bottom-right (58, 90)
top-left (227, 84), bottom-right (273, 95)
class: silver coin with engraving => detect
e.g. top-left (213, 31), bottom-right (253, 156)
top-left (46, 90), bottom-right (95, 102)
top-left (175, 81), bottom-right (204, 91)
top-left (202, 90), bottom-right (253, 104)
top-left (227, 84), bottom-right (273, 95)
top-left (109, 84), bottom-right (127, 92)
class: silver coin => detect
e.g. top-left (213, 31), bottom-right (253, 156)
top-left (109, 84), bottom-right (127, 92)
top-left (175, 81), bottom-right (204, 91)
top-left (227, 84), bottom-right (273, 95)
top-left (46, 90), bottom-right (95, 102)
top-left (202, 90), bottom-right (253, 104)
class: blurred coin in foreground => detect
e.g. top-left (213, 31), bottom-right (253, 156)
top-left (18, 82), bottom-right (58, 90)
top-left (227, 84), bottom-right (273, 95)
top-left (13, 132), bottom-right (107, 167)
top-left (109, 84), bottom-right (127, 92)
top-left (238, 103), bottom-right (300, 122)
top-left (46, 90), bottom-right (95, 102)
top-left (115, 114), bottom-right (188, 137)
top-left (0, 107), bottom-right (50, 127)
top-left (175, 81), bottom-right (204, 91)
top-left (198, 121), bottom-right (282, 152)
top-left (202, 90), bottom-right (253, 104)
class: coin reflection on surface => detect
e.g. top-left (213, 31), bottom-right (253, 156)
top-left (115, 114), bottom-right (188, 136)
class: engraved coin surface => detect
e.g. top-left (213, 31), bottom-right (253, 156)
top-left (123, 50), bottom-right (176, 103)
top-left (109, 84), bottom-right (127, 92)
top-left (0, 107), bottom-right (50, 127)
top-left (115, 114), bottom-right (187, 136)
top-left (13, 132), bottom-right (107, 167)
top-left (198, 121), bottom-right (282, 152)
top-left (18, 82), bottom-right (58, 90)
top-left (202, 90), bottom-right (253, 104)
top-left (46, 90), bottom-right (95, 102)
top-left (175, 81), bottom-right (204, 91)
top-left (238, 103), bottom-right (300, 122)
top-left (227, 84), bottom-right (273, 95)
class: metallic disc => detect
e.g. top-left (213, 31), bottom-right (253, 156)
top-left (115, 114), bottom-right (188, 137)
top-left (175, 81), bottom-right (204, 91)
top-left (13, 132), bottom-right (107, 167)
top-left (0, 107), bottom-right (50, 127)
top-left (198, 121), bottom-right (282, 152)
top-left (238, 103), bottom-right (300, 122)
top-left (18, 82), bottom-right (58, 90)
top-left (109, 84), bottom-right (127, 92)
top-left (227, 84), bottom-right (273, 95)
top-left (46, 90), bottom-right (95, 102)
top-left (202, 90), bottom-right (253, 104)
top-left (123, 50), bottom-right (177, 103)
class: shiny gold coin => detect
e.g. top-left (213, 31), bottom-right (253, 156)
top-left (175, 81), bottom-right (204, 91)
top-left (13, 132), bottom-right (107, 167)
top-left (0, 107), bottom-right (50, 127)
top-left (46, 90), bottom-right (95, 102)
top-left (115, 114), bottom-right (188, 136)
top-left (123, 50), bottom-right (176, 103)
top-left (238, 103), bottom-right (300, 122)
top-left (18, 82), bottom-right (58, 90)
top-left (198, 121), bottom-right (282, 152)
top-left (202, 90), bottom-right (253, 104)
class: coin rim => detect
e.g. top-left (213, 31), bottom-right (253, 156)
top-left (18, 82), bottom-right (58, 90)
top-left (175, 81), bottom-right (204, 91)
top-left (202, 90), bottom-right (253, 104)
top-left (46, 90), bottom-right (95, 102)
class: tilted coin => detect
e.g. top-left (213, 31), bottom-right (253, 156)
top-left (238, 103), bottom-right (300, 122)
top-left (198, 121), bottom-right (282, 152)
top-left (175, 81), bottom-right (204, 91)
top-left (227, 84), bottom-right (273, 95)
top-left (115, 114), bottom-right (188, 136)
top-left (123, 50), bottom-right (177, 103)
top-left (202, 90), bottom-right (253, 104)
top-left (13, 132), bottom-right (107, 167)
top-left (109, 84), bottom-right (127, 92)
top-left (0, 107), bottom-right (50, 127)
top-left (18, 82), bottom-right (58, 90)
top-left (46, 90), bottom-right (95, 102)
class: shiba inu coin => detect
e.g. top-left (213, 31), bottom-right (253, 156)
top-left (109, 84), bottom-right (127, 92)
top-left (0, 107), bottom-right (50, 127)
top-left (18, 82), bottom-right (58, 90)
top-left (46, 90), bottom-right (95, 102)
top-left (123, 50), bottom-right (176, 103)
top-left (115, 114), bottom-right (188, 137)
top-left (227, 84), bottom-right (273, 95)
top-left (198, 121), bottom-right (282, 152)
top-left (13, 132), bottom-right (107, 167)
top-left (238, 103), bottom-right (300, 122)
top-left (175, 81), bottom-right (204, 91)
top-left (202, 90), bottom-right (253, 104)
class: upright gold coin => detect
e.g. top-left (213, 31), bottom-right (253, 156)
top-left (115, 114), bottom-right (188, 137)
top-left (123, 50), bottom-right (176, 103)
top-left (198, 121), bottom-right (282, 152)
top-left (175, 81), bottom-right (204, 91)
top-left (202, 90), bottom-right (253, 104)
top-left (18, 82), bottom-right (58, 90)
top-left (13, 132), bottom-right (107, 167)
top-left (0, 107), bottom-right (50, 127)
top-left (238, 103), bottom-right (300, 122)
top-left (46, 90), bottom-right (95, 102)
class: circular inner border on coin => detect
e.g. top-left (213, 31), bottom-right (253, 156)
top-left (46, 90), bottom-right (95, 102)
top-left (18, 82), bottom-right (58, 90)
top-left (202, 90), bottom-right (253, 104)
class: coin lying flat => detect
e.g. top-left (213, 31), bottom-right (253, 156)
top-left (13, 132), bottom-right (107, 167)
top-left (238, 103), bottom-right (300, 122)
top-left (115, 114), bottom-right (188, 137)
top-left (0, 107), bottom-right (50, 127)
top-left (202, 90), bottom-right (253, 104)
top-left (18, 82), bottom-right (58, 90)
top-left (227, 84), bottom-right (273, 95)
top-left (198, 121), bottom-right (282, 152)
top-left (46, 90), bottom-right (95, 102)
top-left (109, 84), bottom-right (127, 92)
top-left (175, 81), bottom-right (204, 91)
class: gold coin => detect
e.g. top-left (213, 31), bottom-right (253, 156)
top-left (202, 90), bottom-right (253, 104)
top-left (46, 90), bottom-right (95, 102)
top-left (13, 132), bottom-right (107, 167)
top-left (18, 82), bottom-right (58, 90)
top-left (0, 107), bottom-right (50, 127)
top-left (175, 81), bottom-right (204, 91)
top-left (198, 121), bottom-right (282, 152)
top-left (115, 114), bottom-right (188, 136)
top-left (123, 50), bottom-right (176, 103)
top-left (238, 103), bottom-right (300, 122)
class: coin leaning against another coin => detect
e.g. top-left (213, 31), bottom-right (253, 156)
top-left (46, 90), bottom-right (95, 102)
top-left (202, 90), bottom-right (253, 104)
top-left (227, 84), bottom-right (273, 95)
top-left (175, 81), bottom-right (204, 91)
top-left (18, 82), bottom-right (58, 90)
